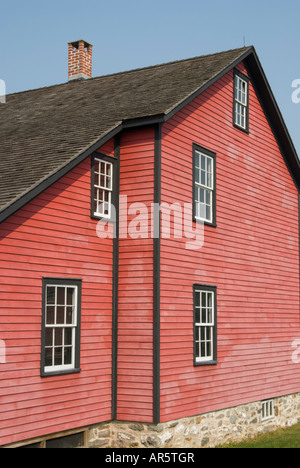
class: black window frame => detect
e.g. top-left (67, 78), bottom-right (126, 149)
top-left (193, 144), bottom-right (217, 227)
top-left (41, 277), bottom-right (82, 377)
top-left (233, 68), bottom-right (250, 133)
top-left (91, 152), bottom-right (117, 221)
top-left (193, 284), bottom-right (218, 367)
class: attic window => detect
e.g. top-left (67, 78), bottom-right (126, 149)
top-left (233, 69), bottom-right (249, 132)
top-left (92, 156), bottom-right (114, 219)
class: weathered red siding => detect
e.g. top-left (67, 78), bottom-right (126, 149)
top-left (0, 140), bottom-right (115, 446)
top-left (160, 63), bottom-right (300, 422)
top-left (117, 128), bottom-right (155, 422)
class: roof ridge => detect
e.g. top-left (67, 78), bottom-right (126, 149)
top-left (6, 46), bottom-right (252, 98)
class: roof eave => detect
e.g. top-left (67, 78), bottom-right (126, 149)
top-left (0, 123), bottom-right (123, 224)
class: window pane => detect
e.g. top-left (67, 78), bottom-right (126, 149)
top-left (200, 204), bottom-right (206, 219)
top-left (195, 341), bottom-right (200, 358)
top-left (206, 339), bottom-right (212, 358)
top-left (65, 328), bottom-right (73, 346)
top-left (55, 328), bottom-right (63, 346)
top-left (56, 306), bottom-right (65, 325)
top-left (201, 307), bottom-right (207, 323)
top-left (67, 288), bottom-right (74, 306)
top-left (64, 347), bottom-right (72, 366)
top-left (54, 347), bottom-right (63, 366)
top-left (45, 348), bottom-right (53, 367)
top-left (66, 306), bottom-right (74, 325)
top-left (57, 288), bottom-right (65, 305)
top-left (47, 287), bottom-right (55, 305)
top-left (200, 188), bottom-right (205, 203)
top-left (206, 204), bottom-right (211, 222)
top-left (46, 306), bottom-right (55, 325)
top-left (195, 201), bottom-right (200, 219)
top-left (45, 328), bottom-right (53, 347)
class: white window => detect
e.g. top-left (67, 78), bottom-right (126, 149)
top-left (234, 72), bottom-right (249, 130)
top-left (194, 286), bottom-right (217, 364)
top-left (261, 399), bottom-right (275, 421)
top-left (42, 280), bottom-right (81, 375)
top-left (194, 149), bottom-right (214, 224)
top-left (93, 159), bottom-right (113, 218)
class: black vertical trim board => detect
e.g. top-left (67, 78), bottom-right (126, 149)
top-left (111, 135), bottom-right (120, 420)
top-left (153, 124), bottom-right (161, 425)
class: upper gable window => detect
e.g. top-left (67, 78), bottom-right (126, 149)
top-left (93, 157), bottom-right (114, 219)
top-left (233, 69), bottom-right (249, 132)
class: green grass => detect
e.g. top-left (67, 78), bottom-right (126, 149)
top-left (219, 422), bottom-right (300, 448)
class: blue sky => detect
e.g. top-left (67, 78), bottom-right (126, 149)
top-left (1, 0), bottom-right (300, 154)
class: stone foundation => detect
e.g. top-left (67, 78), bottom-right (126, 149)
top-left (87, 393), bottom-right (300, 448)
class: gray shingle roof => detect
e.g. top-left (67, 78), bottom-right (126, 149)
top-left (0, 45), bottom-right (298, 222)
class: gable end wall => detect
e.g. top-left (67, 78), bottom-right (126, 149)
top-left (160, 62), bottom-right (300, 422)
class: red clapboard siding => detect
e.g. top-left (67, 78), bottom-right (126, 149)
top-left (159, 62), bottom-right (300, 422)
top-left (117, 128), bottom-right (155, 422)
top-left (0, 139), bottom-right (115, 446)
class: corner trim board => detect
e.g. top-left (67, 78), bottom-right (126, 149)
top-left (153, 124), bottom-right (161, 425)
top-left (111, 135), bottom-right (120, 420)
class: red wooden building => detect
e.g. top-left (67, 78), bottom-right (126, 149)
top-left (0, 41), bottom-right (300, 447)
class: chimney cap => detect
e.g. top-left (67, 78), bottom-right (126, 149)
top-left (68, 39), bottom-right (93, 49)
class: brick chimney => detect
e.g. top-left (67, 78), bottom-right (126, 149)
top-left (68, 40), bottom-right (93, 81)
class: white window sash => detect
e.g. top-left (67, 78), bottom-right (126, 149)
top-left (44, 285), bottom-right (78, 372)
top-left (195, 290), bottom-right (215, 362)
top-left (234, 75), bottom-right (248, 129)
top-left (194, 152), bottom-right (214, 223)
top-left (94, 159), bottom-right (113, 218)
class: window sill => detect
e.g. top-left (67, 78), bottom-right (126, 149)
top-left (91, 213), bottom-right (115, 223)
top-left (233, 123), bottom-right (250, 134)
top-left (194, 360), bottom-right (218, 367)
top-left (193, 217), bottom-right (217, 228)
top-left (41, 368), bottom-right (81, 378)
